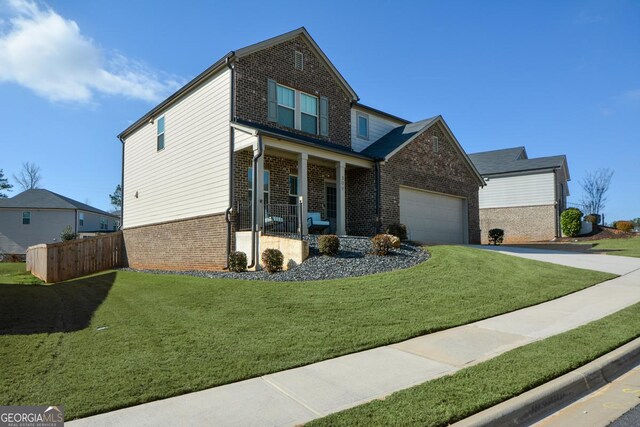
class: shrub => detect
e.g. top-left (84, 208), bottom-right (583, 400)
top-left (228, 251), bottom-right (247, 272)
top-left (488, 228), bottom-right (504, 245)
top-left (560, 208), bottom-right (583, 237)
top-left (318, 235), bottom-right (340, 256)
top-left (261, 248), bottom-right (284, 273)
top-left (584, 214), bottom-right (600, 225)
top-left (386, 223), bottom-right (408, 241)
top-left (60, 225), bottom-right (78, 242)
top-left (388, 235), bottom-right (401, 249)
top-left (371, 234), bottom-right (393, 256)
top-left (614, 221), bottom-right (634, 232)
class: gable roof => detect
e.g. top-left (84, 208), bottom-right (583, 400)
top-left (352, 102), bottom-right (410, 124)
top-left (362, 116), bottom-right (485, 186)
top-left (118, 27), bottom-right (357, 140)
top-left (0, 189), bottom-right (117, 217)
top-left (469, 147), bottom-right (569, 177)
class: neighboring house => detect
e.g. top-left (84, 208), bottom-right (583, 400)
top-left (0, 189), bottom-right (120, 255)
top-left (118, 27), bottom-right (484, 270)
top-left (468, 147), bottom-right (570, 243)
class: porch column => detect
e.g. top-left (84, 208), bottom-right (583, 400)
top-left (336, 160), bottom-right (346, 235)
top-left (254, 144), bottom-right (265, 231)
top-left (298, 152), bottom-right (309, 235)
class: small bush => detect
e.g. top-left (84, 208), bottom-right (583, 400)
top-left (488, 228), bottom-right (504, 245)
top-left (228, 251), bottom-right (247, 272)
top-left (60, 225), bottom-right (78, 241)
top-left (614, 221), bottom-right (634, 232)
top-left (388, 235), bottom-right (401, 249)
top-left (386, 223), bottom-right (408, 241)
top-left (261, 248), bottom-right (284, 273)
top-left (584, 214), bottom-right (600, 225)
top-left (560, 208), bottom-right (583, 237)
top-left (371, 234), bottom-right (393, 256)
top-left (318, 235), bottom-right (340, 256)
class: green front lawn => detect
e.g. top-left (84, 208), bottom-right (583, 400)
top-left (310, 301), bottom-right (640, 427)
top-left (0, 247), bottom-right (614, 419)
top-left (0, 263), bottom-right (42, 285)
top-left (589, 236), bottom-right (640, 258)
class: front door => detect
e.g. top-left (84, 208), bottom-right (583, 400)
top-left (325, 182), bottom-right (337, 233)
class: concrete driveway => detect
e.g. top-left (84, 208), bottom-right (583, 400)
top-left (475, 245), bottom-right (640, 275)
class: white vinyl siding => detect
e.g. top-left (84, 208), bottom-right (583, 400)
top-left (478, 172), bottom-right (556, 209)
top-left (350, 108), bottom-right (405, 152)
top-left (123, 68), bottom-right (231, 228)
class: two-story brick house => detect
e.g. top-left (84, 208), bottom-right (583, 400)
top-left (118, 27), bottom-right (484, 270)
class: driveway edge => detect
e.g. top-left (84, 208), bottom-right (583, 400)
top-left (453, 336), bottom-right (640, 427)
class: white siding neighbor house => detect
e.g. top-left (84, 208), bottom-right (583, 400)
top-left (0, 189), bottom-right (120, 255)
top-left (469, 146), bottom-right (570, 243)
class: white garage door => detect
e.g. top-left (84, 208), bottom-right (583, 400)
top-left (399, 187), bottom-right (465, 244)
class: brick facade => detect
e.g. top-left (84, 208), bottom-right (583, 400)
top-left (122, 214), bottom-right (227, 270)
top-left (479, 205), bottom-right (558, 243)
top-left (234, 35), bottom-right (352, 148)
top-left (346, 167), bottom-right (377, 236)
top-left (379, 122), bottom-right (481, 243)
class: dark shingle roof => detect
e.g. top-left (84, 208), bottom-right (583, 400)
top-left (468, 147), bottom-right (566, 175)
top-left (0, 189), bottom-right (117, 216)
top-left (361, 116), bottom-right (439, 159)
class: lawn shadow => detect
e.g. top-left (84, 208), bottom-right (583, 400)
top-left (0, 272), bottom-right (116, 335)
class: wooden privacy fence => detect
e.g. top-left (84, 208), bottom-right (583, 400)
top-left (26, 232), bottom-right (124, 283)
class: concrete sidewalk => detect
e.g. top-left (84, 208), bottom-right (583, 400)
top-left (69, 248), bottom-right (640, 427)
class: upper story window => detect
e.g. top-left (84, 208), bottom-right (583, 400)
top-left (300, 93), bottom-right (318, 134)
top-left (268, 79), bottom-right (328, 137)
top-left (157, 116), bottom-right (165, 151)
top-left (79, 212), bottom-right (84, 226)
top-left (357, 113), bottom-right (369, 140)
top-left (22, 211), bottom-right (31, 225)
top-left (276, 85), bottom-right (295, 128)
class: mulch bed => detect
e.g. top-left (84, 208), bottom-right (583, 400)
top-left (555, 226), bottom-right (637, 242)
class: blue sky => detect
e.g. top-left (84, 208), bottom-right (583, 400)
top-left (0, 0), bottom-right (638, 221)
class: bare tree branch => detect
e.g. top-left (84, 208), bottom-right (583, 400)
top-left (580, 168), bottom-right (614, 216)
top-left (13, 162), bottom-right (42, 191)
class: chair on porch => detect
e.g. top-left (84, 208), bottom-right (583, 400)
top-left (307, 212), bottom-right (330, 234)
top-left (264, 209), bottom-right (285, 231)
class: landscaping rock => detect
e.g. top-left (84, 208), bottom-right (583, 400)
top-left (122, 236), bottom-right (429, 282)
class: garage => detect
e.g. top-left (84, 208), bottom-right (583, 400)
top-left (399, 187), bottom-right (466, 244)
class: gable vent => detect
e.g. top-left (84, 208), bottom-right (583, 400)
top-left (431, 136), bottom-right (439, 152)
top-left (294, 51), bottom-right (304, 70)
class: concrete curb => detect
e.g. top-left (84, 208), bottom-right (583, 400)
top-left (453, 336), bottom-right (640, 427)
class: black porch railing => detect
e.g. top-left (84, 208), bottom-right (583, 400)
top-left (235, 202), bottom-right (303, 239)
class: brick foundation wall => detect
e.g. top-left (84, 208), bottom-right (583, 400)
top-left (123, 213), bottom-right (227, 270)
top-left (380, 122), bottom-right (481, 243)
top-left (479, 205), bottom-right (557, 243)
top-left (234, 35), bottom-right (352, 148)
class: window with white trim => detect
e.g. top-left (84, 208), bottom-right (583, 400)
top-left (357, 113), bottom-right (369, 139)
top-left (276, 85), bottom-right (295, 128)
top-left (100, 217), bottom-right (108, 230)
top-left (79, 212), bottom-right (84, 227)
top-left (288, 175), bottom-right (298, 205)
top-left (22, 211), bottom-right (31, 225)
top-left (300, 93), bottom-right (318, 134)
top-left (157, 116), bottom-right (165, 151)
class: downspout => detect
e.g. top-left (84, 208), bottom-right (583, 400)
top-left (375, 160), bottom-right (382, 234)
top-left (224, 54), bottom-right (236, 269)
top-left (74, 209), bottom-right (78, 235)
top-left (553, 168), bottom-right (559, 238)
top-left (247, 135), bottom-right (264, 269)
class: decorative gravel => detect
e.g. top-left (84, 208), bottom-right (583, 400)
top-left (122, 236), bottom-right (430, 282)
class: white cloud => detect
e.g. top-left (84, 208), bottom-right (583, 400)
top-left (0, 0), bottom-right (180, 103)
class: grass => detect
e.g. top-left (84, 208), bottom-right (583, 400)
top-left (0, 263), bottom-right (42, 284)
top-left (588, 236), bottom-right (640, 258)
top-left (309, 301), bottom-right (640, 427)
top-left (0, 247), bottom-right (614, 419)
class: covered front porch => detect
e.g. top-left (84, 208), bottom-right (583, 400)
top-left (231, 124), bottom-right (373, 240)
